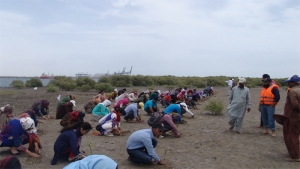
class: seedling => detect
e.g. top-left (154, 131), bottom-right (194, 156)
top-left (88, 142), bottom-right (92, 155)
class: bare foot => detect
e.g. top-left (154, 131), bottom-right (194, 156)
top-left (263, 129), bottom-right (269, 134)
top-left (11, 147), bottom-right (19, 154)
top-left (237, 131), bottom-right (243, 134)
top-left (271, 133), bottom-right (276, 137)
top-left (229, 126), bottom-right (234, 131)
top-left (285, 158), bottom-right (300, 162)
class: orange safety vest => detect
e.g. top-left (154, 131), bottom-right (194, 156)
top-left (260, 85), bottom-right (279, 105)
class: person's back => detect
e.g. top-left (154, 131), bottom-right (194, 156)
top-left (164, 104), bottom-right (180, 114)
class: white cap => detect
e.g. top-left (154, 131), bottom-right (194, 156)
top-left (239, 77), bottom-right (246, 83)
top-left (70, 100), bottom-right (76, 106)
top-left (179, 102), bottom-right (187, 108)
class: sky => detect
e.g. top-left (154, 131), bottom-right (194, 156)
top-left (0, 0), bottom-right (299, 78)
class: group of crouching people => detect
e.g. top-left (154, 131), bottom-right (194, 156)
top-left (0, 86), bottom-right (211, 168)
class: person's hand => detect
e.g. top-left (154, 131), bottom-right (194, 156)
top-left (258, 106), bottom-right (261, 112)
top-left (158, 159), bottom-right (167, 165)
top-left (35, 147), bottom-right (40, 154)
top-left (175, 133), bottom-right (181, 138)
top-left (247, 108), bottom-right (251, 112)
top-left (38, 120), bottom-right (44, 124)
top-left (30, 151), bottom-right (40, 158)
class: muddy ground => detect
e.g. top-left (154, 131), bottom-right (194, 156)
top-left (0, 86), bottom-right (298, 169)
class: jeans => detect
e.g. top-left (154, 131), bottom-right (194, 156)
top-left (127, 138), bottom-right (157, 164)
top-left (260, 105), bottom-right (276, 130)
top-left (124, 110), bottom-right (135, 121)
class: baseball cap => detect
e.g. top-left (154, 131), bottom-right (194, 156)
top-left (152, 122), bottom-right (164, 131)
top-left (179, 102), bottom-right (187, 108)
top-left (138, 102), bottom-right (144, 110)
top-left (284, 75), bottom-right (300, 83)
top-left (238, 77), bottom-right (246, 83)
top-left (262, 77), bottom-right (272, 83)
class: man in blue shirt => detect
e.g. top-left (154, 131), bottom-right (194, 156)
top-left (126, 122), bottom-right (167, 165)
top-left (144, 96), bottom-right (159, 115)
top-left (124, 102), bottom-right (144, 123)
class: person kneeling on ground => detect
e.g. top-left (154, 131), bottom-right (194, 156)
top-left (60, 111), bottom-right (85, 132)
top-left (0, 156), bottom-right (22, 169)
top-left (124, 102), bottom-right (144, 123)
top-left (126, 122), bottom-right (167, 166)
top-left (0, 117), bottom-right (41, 158)
top-left (56, 102), bottom-right (74, 119)
top-left (32, 100), bottom-right (50, 119)
top-left (96, 108), bottom-right (123, 136)
top-left (0, 105), bottom-right (14, 130)
top-left (159, 113), bottom-right (181, 138)
top-left (144, 96), bottom-right (160, 116)
top-left (63, 155), bottom-right (118, 169)
top-left (51, 122), bottom-right (92, 165)
top-left (92, 99), bottom-right (111, 121)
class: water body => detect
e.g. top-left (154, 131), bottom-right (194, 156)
top-left (0, 77), bottom-right (100, 87)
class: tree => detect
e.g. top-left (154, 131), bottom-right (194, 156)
top-left (10, 80), bottom-right (24, 89)
top-left (26, 78), bottom-right (43, 87)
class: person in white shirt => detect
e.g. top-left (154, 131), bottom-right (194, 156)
top-left (225, 78), bottom-right (233, 96)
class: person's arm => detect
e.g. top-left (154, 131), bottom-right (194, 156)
top-left (289, 90), bottom-right (300, 112)
top-left (246, 89), bottom-right (251, 112)
top-left (271, 87), bottom-right (280, 107)
top-left (142, 137), bottom-right (160, 162)
top-left (228, 89), bottom-right (233, 104)
top-left (183, 107), bottom-right (194, 116)
top-left (68, 132), bottom-right (81, 157)
top-left (164, 116), bottom-right (180, 137)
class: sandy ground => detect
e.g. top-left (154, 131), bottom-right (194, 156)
top-left (0, 86), bottom-right (299, 169)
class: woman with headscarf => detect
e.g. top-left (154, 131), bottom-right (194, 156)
top-left (0, 156), bottom-right (22, 169)
top-left (0, 105), bottom-right (13, 130)
top-left (57, 95), bottom-right (76, 108)
top-left (114, 97), bottom-right (129, 110)
top-left (56, 102), bottom-right (74, 119)
top-left (92, 99), bottom-right (111, 121)
top-left (32, 100), bottom-right (50, 119)
top-left (114, 93), bottom-right (128, 104)
top-left (19, 110), bottom-right (44, 129)
top-left (51, 122), bottom-right (92, 165)
top-left (128, 92), bottom-right (138, 102)
top-left (60, 111), bottom-right (85, 132)
top-left (96, 108), bottom-right (123, 136)
top-left (0, 117), bottom-right (41, 157)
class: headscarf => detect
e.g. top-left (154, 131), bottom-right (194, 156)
top-left (0, 156), bottom-right (21, 169)
top-left (20, 117), bottom-right (36, 134)
top-left (100, 100), bottom-right (111, 107)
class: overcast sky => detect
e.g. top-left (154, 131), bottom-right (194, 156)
top-left (0, 0), bottom-right (299, 78)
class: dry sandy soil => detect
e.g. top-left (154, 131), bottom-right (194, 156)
top-left (0, 86), bottom-right (299, 169)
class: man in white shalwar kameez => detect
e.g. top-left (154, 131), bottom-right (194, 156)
top-left (226, 77), bottom-right (251, 134)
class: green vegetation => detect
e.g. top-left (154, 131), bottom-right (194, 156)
top-left (78, 85), bottom-right (91, 92)
top-left (46, 84), bottom-right (57, 93)
top-left (10, 75), bottom-right (287, 91)
top-left (94, 83), bottom-right (113, 92)
top-left (26, 77), bottom-right (43, 87)
top-left (0, 90), bottom-right (23, 96)
top-left (76, 77), bottom-right (96, 89)
top-left (204, 100), bottom-right (225, 115)
top-left (10, 80), bottom-right (24, 89)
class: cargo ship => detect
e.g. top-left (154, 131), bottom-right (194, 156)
top-left (40, 73), bottom-right (54, 79)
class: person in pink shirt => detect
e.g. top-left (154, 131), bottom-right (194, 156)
top-left (113, 98), bottom-right (129, 112)
top-left (159, 114), bottom-right (180, 138)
